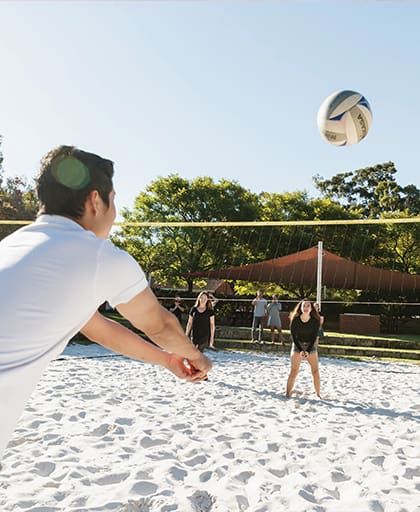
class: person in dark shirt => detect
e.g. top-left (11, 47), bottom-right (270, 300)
top-left (286, 299), bottom-right (321, 398)
top-left (185, 291), bottom-right (216, 352)
top-left (170, 296), bottom-right (185, 324)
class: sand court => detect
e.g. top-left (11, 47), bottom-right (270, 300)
top-left (0, 347), bottom-right (419, 512)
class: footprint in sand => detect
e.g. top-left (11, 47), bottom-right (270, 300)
top-left (370, 456), bottom-right (385, 467)
top-left (23, 507), bottom-right (60, 512)
top-left (269, 468), bottom-right (287, 479)
top-left (119, 498), bottom-right (153, 511)
top-left (403, 466), bottom-right (420, 479)
top-left (94, 472), bottom-right (129, 485)
top-left (16, 500), bottom-right (36, 509)
top-left (222, 451), bottom-right (235, 459)
top-left (199, 470), bottom-right (212, 482)
top-left (215, 435), bottom-right (233, 442)
top-left (215, 466), bottom-right (228, 478)
top-left (185, 455), bottom-right (207, 467)
top-left (81, 393), bottom-right (101, 400)
top-left (130, 481), bottom-right (158, 496)
top-left (34, 461), bottom-right (55, 476)
top-left (298, 488), bottom-right (317, 504)
top-left (331, 470), bottom-right (350, 482)
top-left (140, 436), bottom-right (166, 449)
top-left (169, 466), bottom-right (187, 481)
top-left (236, 495), bottom-right (249, 511)
top-left (377, 437), bottom-right (392, 447)
top-left (189, 490), bottom-right (215, 512)
top-left (267, 442), bottom-right (280, 452)
top-left (234, 471), bottom-right (254, 484)
top-left (171, 423), bottom-right (190, 431)
top-left (115, 417), bottom-right (134, 426)
top-left (369, 500), bottom-right (385, 512)
top-left (324, 487), bottom-right (340, 500)
top-left (91, 423), bottom-right (116, 436)
top-left (29, 420), bottom-right (47, 429)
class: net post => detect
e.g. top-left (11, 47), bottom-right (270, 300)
top-left (316, 241), bottom-right (323, 309)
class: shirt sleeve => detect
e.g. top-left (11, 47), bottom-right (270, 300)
top-left (95, 241), bottom-right (148, 307)
top-left (290, 318), bottom-right (303, 352)
top-left (306, 319), bottom-right (320, 353)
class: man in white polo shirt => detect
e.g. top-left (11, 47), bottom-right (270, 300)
top-left (0, 145), bottom-right (212, 461)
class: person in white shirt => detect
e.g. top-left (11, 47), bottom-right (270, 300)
top-left (0, 145), bottom-right (212, 461)
top-left (251, 290), bottom-right (268, 343)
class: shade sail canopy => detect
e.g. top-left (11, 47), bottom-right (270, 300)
top-left (189, 246), bottom-right (420, 294)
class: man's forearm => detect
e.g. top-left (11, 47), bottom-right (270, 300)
top-left (82, 317), bottom-right (171, 368)
top-left (145, 311), bottom-right (200, 359)
top-left (116, 288), bottom-right (201, 360)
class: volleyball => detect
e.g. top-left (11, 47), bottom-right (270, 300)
top-left (317, 90), bottom-right (372, 146)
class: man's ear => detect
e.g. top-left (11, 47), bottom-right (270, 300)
top-left (85, 190), bottom-right (100, 215)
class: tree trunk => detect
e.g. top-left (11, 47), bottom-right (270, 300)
top-left (187, 278), bottom-right (194, 293)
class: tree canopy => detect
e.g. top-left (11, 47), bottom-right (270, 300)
top-left (313, 161), bottom-right (420, 217)
top-left (114, 167), bottom-right (419, 294)
top-left (0, 136), bottom-right (38, 240)
top-left (114, 175), bottom-right (261, 291)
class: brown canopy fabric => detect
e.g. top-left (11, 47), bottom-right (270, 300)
top-left (190, 246), bottom-right (420, 294)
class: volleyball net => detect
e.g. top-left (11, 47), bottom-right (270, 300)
top-left (1, 216), bottom-right (419, 333)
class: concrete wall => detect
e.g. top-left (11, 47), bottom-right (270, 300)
top-left (339, 314), bottom-right (380, 334)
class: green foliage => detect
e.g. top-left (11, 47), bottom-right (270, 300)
top-left (313, 161), bottom-right (420, 217)
top-left (314, 162), bottom-right (420, 275)
top-left (114, 166), bottom-right (419, 299)
top-left (258, 191), bottom-right (360, 261)
top-left (369, 211), bottom-right (420, 274)
top-left (114, 175), bottom-right (260, 291)
top-left (0, 136), bottom-right (38, 240)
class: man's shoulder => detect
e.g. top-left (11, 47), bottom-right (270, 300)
top-left (97, 239), bottom-right (133, 261)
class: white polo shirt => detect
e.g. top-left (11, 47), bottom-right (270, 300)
top-left (0, 215), bottom-right (148, 459)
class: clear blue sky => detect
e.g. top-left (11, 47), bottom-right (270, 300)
top-left (0, 1), bottom-right (419, 216)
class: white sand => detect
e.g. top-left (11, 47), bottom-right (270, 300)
top-left (1, 347), bottom-right (419, 512)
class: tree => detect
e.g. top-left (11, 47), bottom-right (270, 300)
top-left (313, 161), bottom-right (420, 218)
top-left (258, 190), bottom-right (364, 259)
top-left (313, 162), bottom-right (420, 275)
top-left (0, 136), bottom-right (38, 240)
top-left (113, 175), bottom-right (260, 291)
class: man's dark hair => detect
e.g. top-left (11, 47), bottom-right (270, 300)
top-left (36, 145), bottom-right (114, 218)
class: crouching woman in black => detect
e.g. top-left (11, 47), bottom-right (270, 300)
top-left (286, 299), bottom-right (321, 398)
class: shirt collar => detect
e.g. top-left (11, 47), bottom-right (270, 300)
top-left (36, 214), bottom-right (86, 232)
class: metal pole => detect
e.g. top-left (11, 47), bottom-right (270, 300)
top-left (316, 241), bottom-right (323, 309)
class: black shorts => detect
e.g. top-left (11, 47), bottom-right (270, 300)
top-left (291, 342), bottom-right (318, 354)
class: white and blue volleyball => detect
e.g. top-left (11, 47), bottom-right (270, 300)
top-left (317, 90), bottom-right (372, 146)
